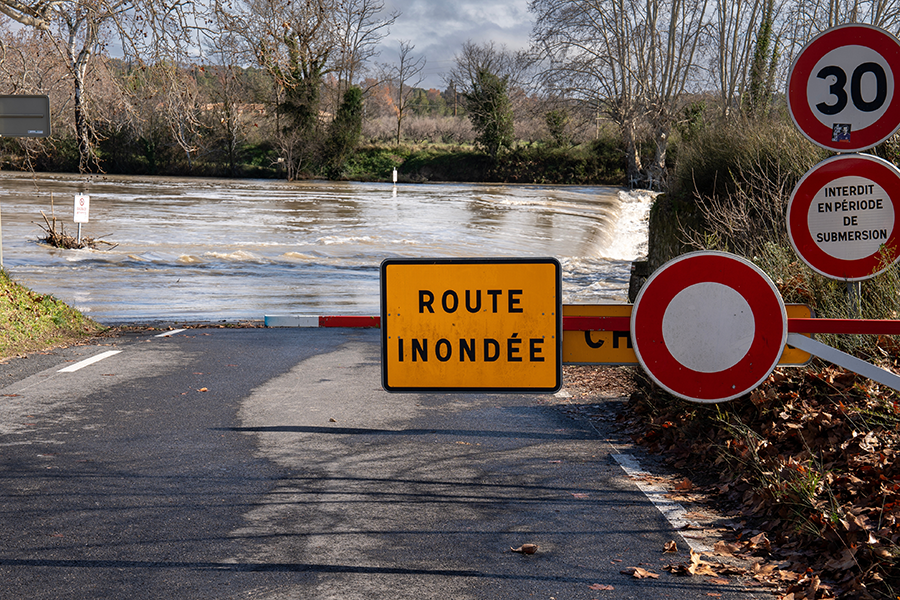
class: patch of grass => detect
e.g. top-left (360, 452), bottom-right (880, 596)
top-left (0, 269), bottom-right (105, 359)
top-left (341, 140), bottom-right (625, 184)
top-left (342, 145), bottom-right (410, 181)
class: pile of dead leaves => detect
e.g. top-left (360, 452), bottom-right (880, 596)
top-left (617, 364), bottom-right (899, 599)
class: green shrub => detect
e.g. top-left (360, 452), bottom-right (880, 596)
top-left (670, 117), bottom-right (827, 201)
top-left (671, 117), bottom-right (900, 356)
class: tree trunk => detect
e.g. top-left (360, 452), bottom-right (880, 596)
top-left (649, 126), bottom-right (668, 191)
top-left (622, 117), bottom-right (642, 187)
top-left (395, 81), bottom-right (404, 146)
top-left (73, 64), bottom-right (91, 173)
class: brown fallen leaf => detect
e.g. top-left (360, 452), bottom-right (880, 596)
top-left (621, 566), bottom-right (660, 579)
top-left (510, 543), bottom-right (538, 554)
top-left (713, 540), bottom-right (739, 556)
top-left (674, 477), bottom-right (694, 491)
top-left (664, 540), bottom-right (678, 553)
top-left (689, 550), bottom-right (719, 576)
top-left (197, 387), bottom-right (208, 392)
top-left (589, 583), bottom-right (614, 591)
top-left (665, 563), bottom-right (692, 576)
top-left (748, 532), bottom-right (771, 552)
top-left (751, 562), bottom-right (778, 578)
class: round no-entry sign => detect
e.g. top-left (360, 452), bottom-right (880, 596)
top-left (632, 252), bottom-right (787, 403)
top-left (787, 24), bottom-right (900, 151)
top-left (787, 153), bottom-right (900, 280)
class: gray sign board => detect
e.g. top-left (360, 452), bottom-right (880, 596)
top-left (0, 95), bottom-right (50, 137)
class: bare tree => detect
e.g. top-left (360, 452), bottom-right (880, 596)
top-left (330, 0), bottom-right (397, 107)
top-left (529, 0), bottom-right (708, 187)
top-left (710, 0), bottom-right (768, 118)
top-left (0, 0), bottom-right (202, 172)
top-left (203, 34), bottom-right (255, 175)
top-left (214, 0), bottom-right (379, 177)
top-left (0, 0), bottom-right (65, 29)
top-left (782, 0), bottom-right (900, 67)
top-left (444, 40), bottom-right (525, 98)
top-left (382, 40), bottom-right (424, 145)
top-left (49, 0), bottom-right (131, 171)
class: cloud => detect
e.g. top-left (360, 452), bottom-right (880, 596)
top-left (377, 0), bottom-right (533, 88)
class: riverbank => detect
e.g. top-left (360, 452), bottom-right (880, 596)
top-left (0, 270), bottom-right (105, 360)
top-left (342, 142), bottom-right (626, 185)
top-left (11, 140), bottom-right (628, 186)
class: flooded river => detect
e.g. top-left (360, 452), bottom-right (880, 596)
top-left (0, 173), bottom-right (651, 324)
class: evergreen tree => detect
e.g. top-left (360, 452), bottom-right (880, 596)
top-left (747, 0), bottom-right (778, 117)
top-left (465, 68), bottom-right (514, 158)
top-left (325, 86), bottom-right (364, 177)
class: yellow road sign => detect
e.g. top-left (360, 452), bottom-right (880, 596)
top-left (381, 258), bottom-right (562, 392)
top-left (562, 304), bottom-right (813, 366)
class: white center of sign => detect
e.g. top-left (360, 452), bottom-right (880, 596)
top-left (661, 282), bottom-right (755, 373)
top-left (808, 174), bottom-right (895, 261)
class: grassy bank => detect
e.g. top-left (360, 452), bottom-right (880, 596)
top-left (0, 270), bottom-right (105, 359)
top-left (341, 140), bottom-right (626, 185)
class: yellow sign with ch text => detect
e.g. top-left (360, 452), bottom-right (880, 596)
top-left (380, 258), bottom-right (562, 392)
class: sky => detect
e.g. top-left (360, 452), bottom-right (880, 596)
top-left (377, 0), bottom-right (534, 89)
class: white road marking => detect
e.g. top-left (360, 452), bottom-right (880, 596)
top-left (612, 453), bottom-right (709, 552)
top-left (155, 329), bottom-right (187, 337)
top-left (58, 350), bottom-right (122, 373)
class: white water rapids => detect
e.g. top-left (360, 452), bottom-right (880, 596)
top-left (0, 173), bottom-right (652, 323)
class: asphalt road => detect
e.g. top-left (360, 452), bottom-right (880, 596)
top-left (0, 327), bottom-right (769, 599)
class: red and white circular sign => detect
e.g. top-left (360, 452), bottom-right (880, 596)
top-left (787, 153), bottom-right (900, 280)
top-left (787, 24), bottom-right (900, 151)
top-left (632, 252), bottom-right (787, 403)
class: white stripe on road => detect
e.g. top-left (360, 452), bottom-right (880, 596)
top-left (155, 329), bottom-right (187, 337)
top-left (58, 350), bottom-right (122, 372)
top-left (612, 453), bottom-right (709, 552)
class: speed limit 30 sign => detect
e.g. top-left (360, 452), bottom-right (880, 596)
top-left (788, 24), bottom-right (900, 152)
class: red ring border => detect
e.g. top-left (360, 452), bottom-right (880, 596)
top-left (631, 252), bottom-right (787, 403)
top-left (787, 154), bottom-right (900, 280)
